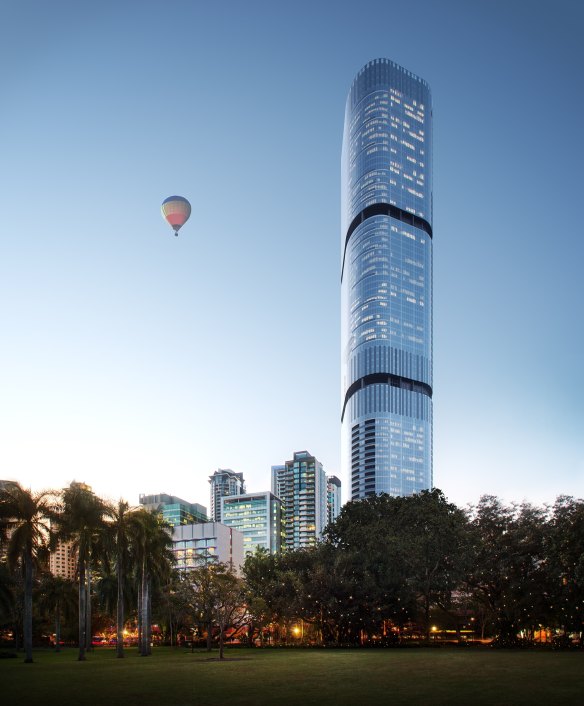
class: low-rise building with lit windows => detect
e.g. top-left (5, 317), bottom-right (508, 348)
top-left (171, 522), bottom-right (244, 574)
top-left (221, 491), bottom-right (283, 555)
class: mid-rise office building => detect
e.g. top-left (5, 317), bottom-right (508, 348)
top-left (326, 475), bottom-right (342, 526)
top-left (171, 522), bottom-right (244, 574)
top-left (221, 491), bottom-right (283, 555)
top-left (139, 493), bottom-right (207, 527)
top-left (209, 469), bottom-right (246, 522)
top-left (271, 451), bottom-right (327, 551)
top-left (341, 58), bottom-right (433, 499)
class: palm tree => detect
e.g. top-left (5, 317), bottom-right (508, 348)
top-left (0, 482), bottom-right (54, 663)
top-left (106, 500), bottom-right (136, 658)
top-left (130, 509), bottom-right (174, 656)
top-left (54, 482), bottom-right (108, 661)
top-left (38, 574), bottom-right (77, 652)
top-left (0, 562), bottom-right (16, 629)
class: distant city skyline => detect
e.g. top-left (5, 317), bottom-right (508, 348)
top-left (1, 1), bottom-right (582, 509)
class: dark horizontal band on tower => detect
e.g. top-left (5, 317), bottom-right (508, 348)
top-left (341, 202), bottom-right (432, 282)
top-left (341, 373), bottom-right (433, 422)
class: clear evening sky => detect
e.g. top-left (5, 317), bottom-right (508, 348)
top-left (1, 0), bottom-right (582, 510)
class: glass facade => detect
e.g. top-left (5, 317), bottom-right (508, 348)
top-left (173, 535), bottom-right (218, 569)
top-left (221, 492), bottom-right (283, 555)
top-left (138, 493), bottom-right (208, 526)
top-left (341, 59), bottom-right (433, 500)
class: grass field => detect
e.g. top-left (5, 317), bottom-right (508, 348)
top-left (1, 646), bottom-right (582, 706)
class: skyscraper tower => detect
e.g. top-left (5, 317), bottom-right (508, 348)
top-left (209, 469), bottom-right (245, 522)
top-left (271, 451), bottom-right (327, 551)
top-left (341, 59), bottom-right (433, 500)
top-left (326, 475), bottom-right (342, 525)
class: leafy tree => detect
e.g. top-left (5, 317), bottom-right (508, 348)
top-left (243, 593), bottom-right (271, 646)
top-left (0, 482), bottom-right (53, 662)
top-left (325, 491), bottom-right (469, 642)
top-left (189, 562), bottom-right (244, 658)
top-left (313, 541), bottom-right (412, 644)
top-left (545, 496), bottom-right (584, 637)
top-left (467, 496), bottom-right (550, 644)
top-left (213, 568), bottom-right (244, 659)
top-left (394, 490), bottom-right (473, 639)
top-left (243, 548), bottom-right (306, 642)
top-left (157, 571), bottom-right (196, 647)
top-left (189, 563), bottom-right (220, 651)
top-left (243, 548), bottom-right (282, 645)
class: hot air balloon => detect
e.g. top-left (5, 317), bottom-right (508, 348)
top-left (161, 195), bottom-right (191, 236)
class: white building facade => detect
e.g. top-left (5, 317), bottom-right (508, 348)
top-left (171, 522), bottom-right (244, 574)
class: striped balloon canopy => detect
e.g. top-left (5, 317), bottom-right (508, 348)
top-left (161, 195), bottom-right (191, 236)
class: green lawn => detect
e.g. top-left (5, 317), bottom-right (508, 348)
top-left (1, 646), bottom-right (582, 706)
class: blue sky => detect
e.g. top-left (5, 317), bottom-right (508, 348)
top-left (1, 0), bottom-right (582, 511)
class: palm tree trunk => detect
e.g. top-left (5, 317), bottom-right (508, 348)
top-left (116, 553), bottom-right (124, 658)
top-left (146, 580), bottom-right (152, 656)
top-left (137, 580), bottom-right (142, 650)
top-left (423, 593), bottom-right (431, 642)
top-left (55, 606), bottom-right (61, 653)
top-left (23, 550), bottom-right (33, 663)
top-left (206, 618), bottom-right (212, 651)
top-left (85, 562), bottom-right (92, 651)
top-left (140, 567), bottom-right (149, 656)
top-left (78, 562), bottom-right (86, 661)
top-left (219, 618), bottom-right (225, 660)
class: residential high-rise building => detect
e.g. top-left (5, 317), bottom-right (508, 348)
top-left (326, 475), bottom-right (342, 526)
top-left (209, 469), bottom-right (245, 522)
top-left (139, 493), bottom-right (208, 527)
top-left (271, 451), bottom-right (327, 551)
top-left (49, 540), bottom-right (77, 580)
top-left (341, 58), bottom-right (433, 500)
top-left (221, 491), bottom-right (283, 555)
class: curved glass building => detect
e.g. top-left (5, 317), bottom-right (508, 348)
top-left (341, 59), bottom-right (433, 500)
